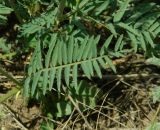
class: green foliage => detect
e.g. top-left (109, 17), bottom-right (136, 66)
top-left (147, 56), bottom-right (160, 103)
top-left (21, 0), bottom-right (160, 99)
top-left (146, 57), bottom-right (160, 67)
top-left (55, 81), bottom-right (101, 117)
top-left (20, 8), bottom-right (58, 37)
top-left (0, 38), bottom-right (16, 60)
top-left (24, 33), bottom-right (118, 97)
top-left (0, 105), bottom-right (6, 121)
top-left (40, 113), bottom-right (55, 130)
top-left (0, 38), bottom-right (11, 53)
top-left (19, 0), bottom-right (160, 120)
top-left (151, 86), bottom-right (160, 103)
top-left (146, 122), bottom-right (160, 130)
top-left (0, 4), bottom-right (13, 25)
top-left (1, 0), bottom-right (160, 125)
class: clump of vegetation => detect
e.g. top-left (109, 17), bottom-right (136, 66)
top-left (0, 0), bottom-right (160, 129)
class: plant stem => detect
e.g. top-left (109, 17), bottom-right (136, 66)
top-left (0, 87), bottom-right (21, 103)
top-left (0, 66), bottom-right (22, 103)
top-left (0, 66), bottom-right (22, 87)
top-left (57, 0), bottom-right (66, 21)
top-left (61, 0), bottom-right (90, 21)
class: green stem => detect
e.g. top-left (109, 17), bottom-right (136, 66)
top-left (57, 0), bottom-right (66, 21)
top-left (60, 0), bottom-right (90, 22)
top-left (0, 66), bottom-right (22, 103)
top-left (0, 87), bottom-right (20, 103)
top-left (0, 66), bottom-right (22, 87)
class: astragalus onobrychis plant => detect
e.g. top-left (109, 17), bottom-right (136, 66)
top-left (1, 0), bottom-right (160, 125)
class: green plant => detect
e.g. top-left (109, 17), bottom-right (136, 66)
top-left (0, 0), bottom-right (160, 128)
top-left (0, 105), bottom-right (6, 121)
top-left (145, 86), bottom-right (160, 130)
top-left (0, 3), bottom-right (13, 25)
top-left (152, 86), bottom-right (160, 103)
top-left (40, 113), bottom-right (55, 130)
top-left (146, 122), bottom-right (160, 130)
